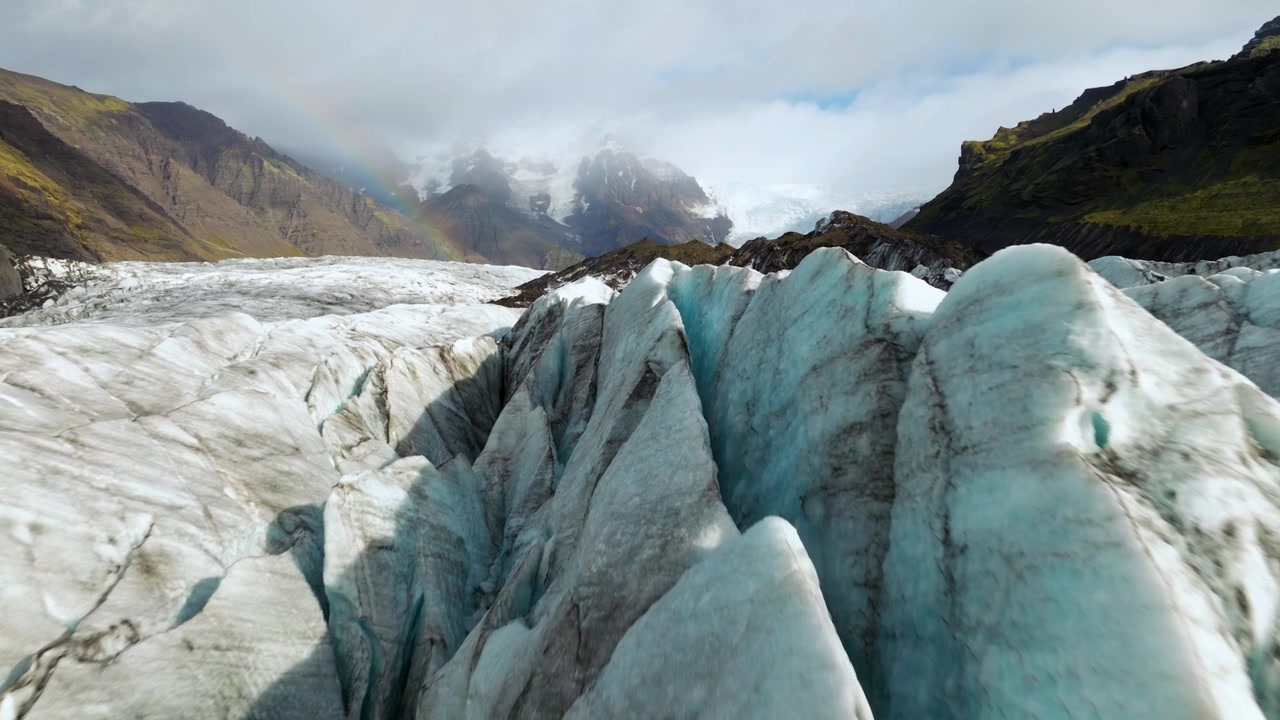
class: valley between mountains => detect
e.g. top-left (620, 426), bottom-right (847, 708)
top-left (2, 12), bottom-right (1280, 720)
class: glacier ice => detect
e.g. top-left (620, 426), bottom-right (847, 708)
top-left (1109, 260), bottom-right (1280, 398)
top-left (563, 517), bottom-right (874, 720)
top-left (1089, 250), bottom-right (1280, 291)
top-left (0, 258), bottom-right (529, 719)
top-left (879, 245), bottom-right (1280, 719)
top-left (324, 456), bottom-right (492, 720)
top-left (25, 553), bottom-right (344, 720)
top-left (4, 246), bottom-right (1280, 719)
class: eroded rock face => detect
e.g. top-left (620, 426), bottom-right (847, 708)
top-left (0, 246), bottom-right (21, 301)
top-left (907, 29), bottom-right (1280, 263)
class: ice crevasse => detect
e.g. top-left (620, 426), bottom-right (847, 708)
top-left (2, 245), bottom-right (1280, 719)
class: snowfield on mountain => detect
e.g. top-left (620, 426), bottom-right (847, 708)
top-left (2, 245), bottom-right (1280, 719)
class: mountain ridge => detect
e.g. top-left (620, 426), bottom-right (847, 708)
top-left (906, 17), bottom-right (1280, 262)
top-left (0, 67), bottom-right (467, 263)
top-left (0, 99), bottom-right (206, 262)
top-left (406, 146), bottom-right (734, 264)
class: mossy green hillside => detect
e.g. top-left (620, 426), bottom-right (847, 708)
top-left (909, 45), bottom-right (1280, 260)
top-left (960, 74), bottom-right (1165, 171)
top-left (1082, 175), bottom-right (1280, 246)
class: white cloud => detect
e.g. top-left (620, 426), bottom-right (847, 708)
top-left (416, 35), bottom-right (1248, 196)
top-left (0, 0), bottom-right (1272, 194)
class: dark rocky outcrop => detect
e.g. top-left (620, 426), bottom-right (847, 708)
top-left (498, 210), bottom-right (984, 306)
top-left (0, 245), bottom-right (21, 300)
top-left (732, 210), bottom-right (983, 275)
top-left (1240, 16), bottom-right (1280, 59)
top-left (908, 17), bottom-right (1280, 262)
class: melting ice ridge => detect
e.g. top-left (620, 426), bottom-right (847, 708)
top-left (2, 246), bottom-right (1280, 718)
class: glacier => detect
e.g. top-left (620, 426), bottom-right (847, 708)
top-left (703, 182), bottom-right (933, 244)
top-left (2, 245), bottom-right (1280, 719)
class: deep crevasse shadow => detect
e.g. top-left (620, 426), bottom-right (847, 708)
top-left (245, 341), bottom-right (508, 720)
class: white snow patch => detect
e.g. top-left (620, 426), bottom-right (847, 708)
top-left (704, 182), bottom-right (932, 244)
top-left (1, 255), bottom-right (543, 327)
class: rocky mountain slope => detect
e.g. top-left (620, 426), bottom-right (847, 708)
top-left (1241, 16), bottom-right (1280, 59)
top-left (907, 16), bottom-right (1280, 262)
top-left (286, 145), bottom-right (417, 210)
top-left (564, 149), bottom-right (733, 255)
top-left (0, 99), bottom-right (209, 261)
top-left (419, 152), bottom-right (583, 269)
top-left (498, 210), bottom-right (985, 305)
top-left (1, 243), bottom-right (1279, 718)
top-left (413, 146), bottom-right (732, 265)
top-left (0, 68), bottom-right (464, 263)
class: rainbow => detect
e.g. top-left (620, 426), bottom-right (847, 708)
top-left (225, 58), bottom-right (468, 260)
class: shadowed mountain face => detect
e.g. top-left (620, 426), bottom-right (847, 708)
top-left (282, 146), bottom-right (417, 210)
top-left (908, 17), bottom-right (1280, 262)
top-left (0, 68), bottom-right (464, 262)
top-left (422, 185), bottom-right (583, 270)
top-left (134, 101), bottom-right (461, 260)
top-left (565, 149), bottom-right (733, 256)
top-left (409, 149), bottom-right (583, 270)
top-left (409, 147), bottom-right (734, 266)
top-left (1241, 16), bottom-right (1280, 59)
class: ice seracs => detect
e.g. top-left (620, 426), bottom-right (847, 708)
top-left (563, 518), bottom-right (875, 720)
top-left (5, 244), bottom-right (1280, 719)
top-left (880, 245), bottom-right (1280, 718)
top-left (1091, 251), bottom-right (1280, 397)
top-left (1090, 249), bottom-right (1280, 290)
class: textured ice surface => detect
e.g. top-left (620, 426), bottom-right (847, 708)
top-left (0, 255), bottom-right (542, 327)
top-left (6, 245), bottom-right (1280, 719)
top-left (0, 257), bottom-right (529, 718)
top-left (1090, 249), bottom-right (1280, 290)
top-left (564, 518), bottom-right (875, 720)
top-left (880, 246), bottom-right (1280, 719)
top-left (1116, 262), bottom-right (1280, 397)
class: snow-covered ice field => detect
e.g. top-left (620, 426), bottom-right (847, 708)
top-left (4, 247), bottom-right (1280, 719)
top-left (1, 256), bottom-right (543, 327)
top-left (0, 256), bottom-right (540, 719)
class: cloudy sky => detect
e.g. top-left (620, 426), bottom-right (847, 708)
top-left (0, 0), bottom-right (1274, 202)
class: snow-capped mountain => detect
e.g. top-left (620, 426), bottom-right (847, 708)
top-left (412, 146), bottom-right (933, 251)
top-left (565, 148), bottom-right (732, 256)
top-left (3, 242), bottom-right (1280, 718)
top-left (410, 146), bottom-right (733, 261)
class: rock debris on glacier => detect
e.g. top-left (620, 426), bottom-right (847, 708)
top-left (2, 247), bottom-right (1280, 719)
